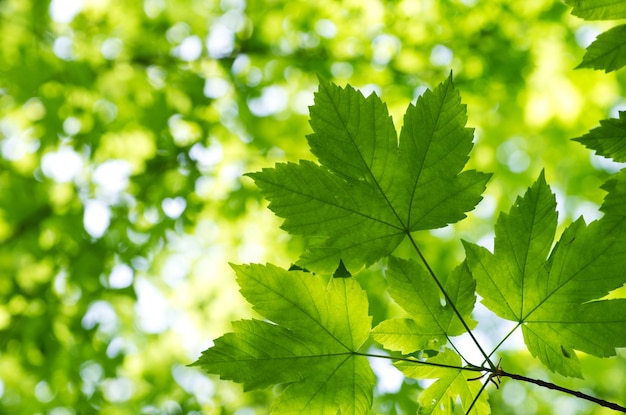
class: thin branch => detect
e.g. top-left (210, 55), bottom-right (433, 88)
top-left (498, 370), bottom-right (626, 413)
top-left (407, 233), bottom-right (496, 370)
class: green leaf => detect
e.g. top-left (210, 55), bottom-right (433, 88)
top-left (395, 349), bottom-right (490, 415)
top-left (372, 257), bottom-right (476, 353)
top-left (577, 24), bottom-right (626, 72)
top-left (248, 76), bottom-right (490, 272)
top-left (574, 111), bottom-right (626, 162)
top-left (564, 0), bottom-right (626, 20)
top-left (464, 173), bottom-right (626, 377)
top-left (600, 169), bottom-right (626, 221)
top-left (193, 263), bottom-right (375, 414)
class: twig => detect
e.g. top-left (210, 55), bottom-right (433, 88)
top-left (498, 369), bottom-right (626, 413)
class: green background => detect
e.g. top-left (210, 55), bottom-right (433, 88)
top-left (0, 0), bottom-right (624, 413)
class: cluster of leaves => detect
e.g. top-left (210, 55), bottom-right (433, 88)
top-left (6, 0), bottom-right (611, 412)
top-left (567, 0), bottom-right (626, 72)
top-left (195, 67), bottom-right (626, 413)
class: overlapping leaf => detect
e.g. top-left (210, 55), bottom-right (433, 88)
top-left (193, 264), bottom-right (375, 414)
top-left (567, 1), bottom-right (626, 72)
top-left (248, 76), bottom-right (490, 273)
top-left (564, 0), bottom-right (626, 20)
top-left (574, 111), bottom-right (626, 162)
top-left (577, 24), bottom-right (626, 72)
top-left (372, 257), bottom-right (476, 354)
top-left (464, 172), bottom-right (626, 377)
top-left (395, 349), bottom-right (490, 415)
top-left (600, 169), bottom-right (626, 222)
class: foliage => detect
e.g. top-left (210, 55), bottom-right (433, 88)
top-left (196, 73), bottom-right (626, 413)
top-left (575, 111), bottom-right (626, 162)
top-left (577, 24), bottom-right (626, 73)
top-left (465, 172), bottom-right (626, 378)
top-left (1, 0), bottom-right (626, 414)
top-left (566, 0), bottom-right (626, 72)
top-left (248, 76), bottom-right (490, 273)
top-left (195, 263), bottom-right (375, 414)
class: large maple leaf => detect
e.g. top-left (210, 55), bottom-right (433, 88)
top-left (464, 172), bottom-right (626, 377)
top-left (248, 75), bottom-right (490, 273)
top-left (193, 263), bottom-right (375, 414)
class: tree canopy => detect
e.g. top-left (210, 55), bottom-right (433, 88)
top-left (1, 0), bottom-right (625, 414)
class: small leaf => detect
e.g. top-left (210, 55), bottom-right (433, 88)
top-left (600, 169), bottom-right (626, 222)
top-left (564, 0), bottom-right (626, 20)
top-left (372, 318), bottom-right (443, 354)
top-left (395, 349), bottom-right (490, 415)
top-left (577, 24), bottom-right (626, 72)
top-left (372, 257), bottom-right (476, 353)
top-left (574, 111), bottom-right (626, 162)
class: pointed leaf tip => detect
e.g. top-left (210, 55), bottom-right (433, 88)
top-left (466, 172), bottom-right (626, 377)
top-left (333, 259), bottom-right (352, 278)
top-left (252, 76), bottom-right (490, 273)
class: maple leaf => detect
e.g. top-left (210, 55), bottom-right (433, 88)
top-left (464, 172), bottom-right (626, 377)
top-left (577, 24), bottom-right (626, 72)
top-left (564, 0), bottom-right (626, 20)
top-left (193, 263), bottom-right (375, 414)
top-left (395, 349), bottom-right (490, 415)
top-left (574, 111), bottom-right (626, 162)
top-left (248, 75), bottom-right (490, 273)
top-left (372, 257), bottom-right (476, 354)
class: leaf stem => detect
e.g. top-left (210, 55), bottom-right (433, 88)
top-left (444, 335), bottom-right (471, 366)
top-left (483, 322), bottom-right (521, 364)
top-left (406, 233), bottom-right (496, 370)
top-left (497, 369), bottom-right (626, 413)
top-left (355, 352), bottom-right (486, 373)
top-left (465, 378), bottom-right (490, 415)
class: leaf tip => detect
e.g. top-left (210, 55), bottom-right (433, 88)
top-left (333, 259), bottom-right (352, 278)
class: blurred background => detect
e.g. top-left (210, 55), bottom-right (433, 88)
top-left (0, 0), bottom-right (625, 413)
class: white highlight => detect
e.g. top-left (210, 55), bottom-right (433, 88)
top-left (41, 147), bottom-right (83, 183)
top-left (83, 199), bottom-right (111, 238)
top-left (174, 36), bottom-right (203, 61)
top-left (49, 0), bottom-right (83, 23)
top-left (109, 264), bottom-right (134, 289)
top-left (134, 277), bottom-right (169, 333)
top-left (248, 86), bottom-right (288, 116)
top-left (162, 196), bottom-right (186, 219)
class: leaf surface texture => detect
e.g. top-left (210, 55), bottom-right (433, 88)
top-left (565, 0), bottom-right (626, 19)
top-left (578, 24), bottom-right (626, 72)
top-left (574, 111), bottom-right (626, 162)
top-left (249, 76), bottom-right (490, 272)
top-left (193, 264), bottom-right (375, 414)
top-left (464, 173), bottom-right (626, 376)
top-left (372, 257), bottom-right (476, 353)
